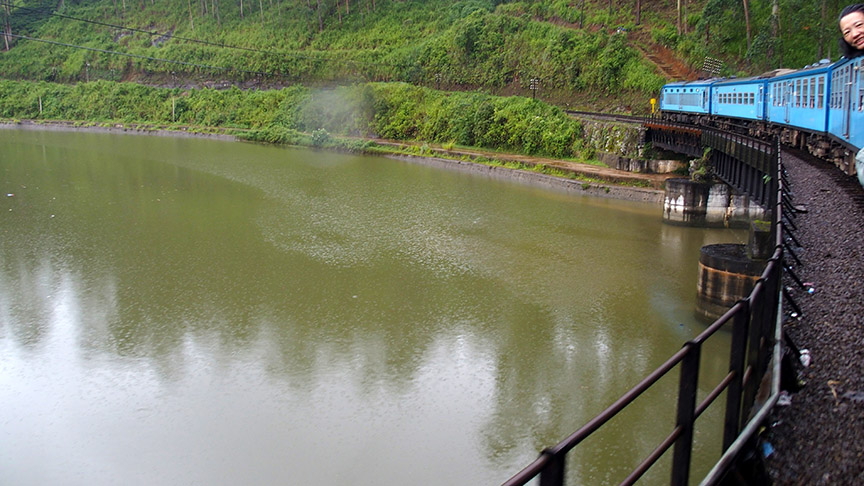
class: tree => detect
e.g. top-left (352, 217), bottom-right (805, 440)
top-left (768, 0), bottom-right (779, 66)
top-left (188, 0), bottom-right (195, 30)
top-left (742, 0), bottom-right (751, 52)
top-left (579, 0), bottom-right (586, 28)
top-left (3, 1), bottom-right (10, 52)
top-left (635, 0), bottom-right (641, 26)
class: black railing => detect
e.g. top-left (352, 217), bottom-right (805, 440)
top-left (502, 131), bottom-right (785, 486)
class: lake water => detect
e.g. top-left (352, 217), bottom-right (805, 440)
top-left (0, 128), bottom-right (746, 485)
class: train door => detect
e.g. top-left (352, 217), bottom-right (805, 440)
top-left (702, 89), bottom-right (708, 112)
top-left (843, 64), bottom-right (852, 139)
top-left (756, 85), bottom-right (764, 120)
top-left (784, 82), bottom-right (791, 123)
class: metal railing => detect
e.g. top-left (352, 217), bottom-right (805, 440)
top-left (502, 132), bottom-right (785, 486)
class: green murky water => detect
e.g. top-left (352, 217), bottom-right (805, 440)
top-left (0, 128), bottom-right (745, 485)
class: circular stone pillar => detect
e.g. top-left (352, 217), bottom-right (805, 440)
top-left (696, 244), bottom-right (767, 321)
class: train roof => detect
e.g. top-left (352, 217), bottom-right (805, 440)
top-left (662, 78), bottom-right (722, 88)
top-left (712, 75), bottom-right (768, 86)
top-left (767, 59), bottom-right (835, 81)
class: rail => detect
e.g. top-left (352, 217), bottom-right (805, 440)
top-left (502, 133), bottom-right (785, 486)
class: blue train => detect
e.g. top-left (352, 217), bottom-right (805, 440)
top-left (659, 54), bottom-right (864, 187)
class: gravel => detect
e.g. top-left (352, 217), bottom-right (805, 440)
top-left (763, 150), bottom-right (864, 484)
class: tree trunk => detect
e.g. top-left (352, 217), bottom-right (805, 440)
top-left (316, 0), bottom-right (323, 31)
top-left (579, 0), bottom-right (585, 28)
top-left (676, 0), bottom-right (682, 35)
top-left (817, 0), bottom-right (827, 59)
top-left (635, 0), bottom-right (641, 26)
top-left (240, 0), bottom-right (244, 19)
top-left (188, 0), bottom-right (195, 30)
top-left (259, 0), bottom-right (264, 22)
top-left (770, 0), bottom-right (780, 66)
top-left (682, 0), bottom-right (687, 34)
top-left (3, 2), bottom-right (11, 52)
top-left (742, 0), bottom-right (752, 52)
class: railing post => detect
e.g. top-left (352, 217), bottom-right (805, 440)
top-left (723, 299), bottom-right (750, 450)
top-left (741, 282), bottom-right (766, 426)
top-left (539, 449), bottom-right (566, 486)
top-left (671, 342), bottom-right (701, 486)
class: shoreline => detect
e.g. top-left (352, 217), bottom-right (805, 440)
top-left (0, 119), bottom-right (665, 205)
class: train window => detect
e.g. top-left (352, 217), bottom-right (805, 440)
top-left (797, 80), bottom-right (802, 107)
top-left (803, 79), bottom-right (809, 108)
top-left (750, 93), bottom-right (755, 105)
top-left (809, 78), bottom-right (816, 108)
top-left (818, 77), bottom-right (825, 109)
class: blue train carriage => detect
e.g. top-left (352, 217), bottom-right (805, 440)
top-left (827, 55), bottom-right (864, 178)
top-left (765, 61), bottom-right (834, 154)
top-left (711, 76), bottom-right (769, 123)
top-left (659, 80), bottom-right (716, 123)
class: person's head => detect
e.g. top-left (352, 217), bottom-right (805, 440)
top-left (839, 4), bottom-right (864, 58)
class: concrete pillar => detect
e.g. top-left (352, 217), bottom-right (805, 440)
top-left (664, 178), bottom-right (710, 226)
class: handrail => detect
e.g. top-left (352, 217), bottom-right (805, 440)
top-left (502, 132), bottom-right (784, 486)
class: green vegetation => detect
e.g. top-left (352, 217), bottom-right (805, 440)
top-left (0, 78), bottom-right (589, 159)
top-left (0, 0), bottom-right (665, 101)
top-left (1, 0), bottom-right (842, 182)
top-left (676, 0), bottom-right (847, 73)
top-left (690, 147), bottom-right (713, 183)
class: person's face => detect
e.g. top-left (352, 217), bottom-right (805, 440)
top-left (840, 10), bottom-right (864, 50)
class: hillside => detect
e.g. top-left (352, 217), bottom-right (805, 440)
top-left (2, 0), bottom-right (848, 112)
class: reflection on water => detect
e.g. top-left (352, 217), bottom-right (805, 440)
top-left (0, 129), bottom-right (745, 485)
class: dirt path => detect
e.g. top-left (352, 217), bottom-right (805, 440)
top-left (370, 138), bottom-right (673, 190)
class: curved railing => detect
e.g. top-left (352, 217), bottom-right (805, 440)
top-left (502, 133), bottom-right (785, 486)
